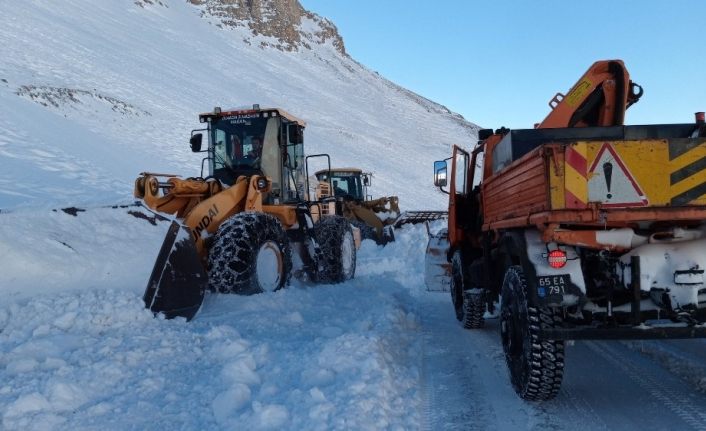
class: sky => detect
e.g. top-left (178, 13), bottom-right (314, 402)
top-left (299, 0), bottom-right (706, 129)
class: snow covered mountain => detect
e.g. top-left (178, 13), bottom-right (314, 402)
top-left (0, 0), bottom-right (477, 211)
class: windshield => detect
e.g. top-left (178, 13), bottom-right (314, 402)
top-left (209, 114), bottom-right (280, 185)
top-left (318, 171), bottom-right (364, 201)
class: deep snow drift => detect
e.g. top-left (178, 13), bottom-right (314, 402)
top-left (0, 207), bottom-right (430, 430)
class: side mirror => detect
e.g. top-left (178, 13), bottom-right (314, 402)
top-left (288, 124), bottom-right (304, 144)
top-left (433, 160), bottom-right (447, 187)
top-left (363, 174), bottom-right (370, 187)
top-left (190, 133), bottom-right (203, 152)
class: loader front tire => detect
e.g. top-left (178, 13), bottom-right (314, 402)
top-left (313, 216), bottom-right (356, 283)
top-left (500, 266), bottom-right (564, 401)
top-left (208, 212), bottom-right (292, 295)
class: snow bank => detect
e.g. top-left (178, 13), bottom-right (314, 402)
top-left (0, 205), bottom-right (167, 301)
top-left (0, 207), bottom-right (431, 430)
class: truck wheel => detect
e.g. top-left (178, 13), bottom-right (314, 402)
top-left (208, 212), bottom-right (292, 295)
top-left (451, 251), bottom-right (485, 328)
top-left (500, 266), bottom-right (564, 401)
top-left (462, 291), bottom-right (485, 329)
top-left (313, 216), bottom-right (356, 283)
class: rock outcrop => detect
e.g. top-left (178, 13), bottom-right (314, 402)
top-left (188, 0), bottom-right (346, 54)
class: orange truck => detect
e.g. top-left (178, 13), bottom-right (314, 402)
top-left (429, 60), bottom-right (706, 400)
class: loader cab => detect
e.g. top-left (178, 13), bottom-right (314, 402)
top-left (199, 106), bottom-right (307, 204)
top-left (315, 168), bottom-right (365, 202)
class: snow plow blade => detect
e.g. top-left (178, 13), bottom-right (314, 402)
top-left (394, 210), bottom-right (447, 228)
top-left (424, 225), bottom-right (451, 291)
top-left (143, 221), bottom-right (207, 321)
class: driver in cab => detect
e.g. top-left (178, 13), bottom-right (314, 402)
top-left (248, 137), bottom-right (263, 161)
top-left (230, 135), bottom-right (263, 166)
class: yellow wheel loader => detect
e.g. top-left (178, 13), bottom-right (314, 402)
top-left (314, 168), bottom-right (446, 245)
top-left (135, 106), bottom-right (357, 321)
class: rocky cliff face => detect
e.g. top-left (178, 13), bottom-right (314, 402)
top-left (188, 0), bottom-right (346, 54)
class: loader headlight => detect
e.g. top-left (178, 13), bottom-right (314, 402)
top-left (148, 177), bottom-right (159, 195)
top-left (256, 178), bottom-right (268, 191)
top-left (134, 177), bottom-right (146, 197)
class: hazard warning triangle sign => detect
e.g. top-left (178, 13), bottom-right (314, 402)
top-left (587, 143), bottom-right (648, 207)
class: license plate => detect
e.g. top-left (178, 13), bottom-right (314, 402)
top-left (536, 274), bottom-right (571, 297)
top-left (674, 270), bottom-right (704, 285)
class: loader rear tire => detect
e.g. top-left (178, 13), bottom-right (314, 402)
top-left (451, 251), bottom-right (485, 328)
top-left (208, 212), bottom-right (292, 295)
top-left (500, 266), bottom-right (564, 401)
top-left (313, 216), bottom-right (356, 283)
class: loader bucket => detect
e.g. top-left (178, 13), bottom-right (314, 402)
top-left (143, 221), bottom-right (207, 321)
top-left (394, 210), bottom-right (447, 228)
top-left (424, 226), bottom-right (451, 291)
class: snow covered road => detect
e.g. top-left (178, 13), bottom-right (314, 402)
top-left (420, 292), bottom-right (706, 431)
top-left (2, 208), bottom-right (706, 430)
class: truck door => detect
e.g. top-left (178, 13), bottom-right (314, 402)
top-left (449, 145), bottom-right (470, 248)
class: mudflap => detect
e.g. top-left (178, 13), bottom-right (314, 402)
top-left (424, 226), bottom-right (451, 291)
top-left (143, 221), bottom-right (207, 321)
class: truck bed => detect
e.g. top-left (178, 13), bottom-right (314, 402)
top-left (482, 124), bottom-right (706, 230)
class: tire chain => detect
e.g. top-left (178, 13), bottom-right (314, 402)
top-left (208, 212), bottom-right (292, 294)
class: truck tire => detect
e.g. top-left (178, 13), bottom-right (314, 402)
top-left (451, 251), bottom-right (485, 328)
top-left (208, 212), bottom-right (292, 295)
top-left (500, 265), bottom-right (564, 401)
top-left (450, 251), bottom-right (465, 321)
top-left (462, 290), bottom-right (485, 329)
top-left (313, 216), bottom-right (356, 283)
